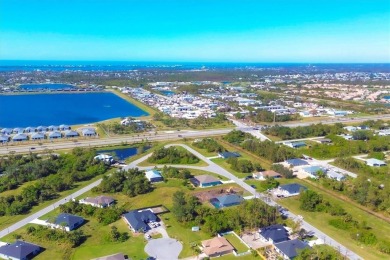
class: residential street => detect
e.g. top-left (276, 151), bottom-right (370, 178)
top-left (126, 144), bottom-right (362, 260)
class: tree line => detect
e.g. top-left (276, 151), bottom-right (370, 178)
top-left (264, 123), bottom-right (344, 140)
top-left (171, 191), bottom-right (281, 236)
top-left (224, 130), bottom-right (298, 163)
top-left (299, 189), bottom-right (390, 255)
top-left (0, 148), bottom-right (109, 216)
top-left (94, 168), bottom-right (153, 197)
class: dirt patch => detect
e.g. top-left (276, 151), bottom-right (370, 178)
top-left (192, 187), bottom-right (244, 202)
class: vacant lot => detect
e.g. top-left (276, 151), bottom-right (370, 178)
top-left (277, 178), bottom-right (390, 260)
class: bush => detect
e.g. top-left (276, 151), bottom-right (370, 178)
top-left (148, 147), bottom-right (200, 164)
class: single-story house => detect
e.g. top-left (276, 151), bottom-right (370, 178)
top-left (1, 128), bottom-right (13, 135)
top-left (30, 132), bottom-right (45, 140)
top-left (259, 224), bottom-right (290, 244)
top-left (24, 127), bottom-right (35, 133)
top-left (366, 158), bottom-right (387, 167)
top-left (145, 169), bottom-right (163, 182)
top-left (338, 134), bottom-right (354, 140)
top-left (285, 159), bottom-right (309, 167)
top-left (218, 151), bottom-right (241, 159)
top-left (79, 195), bottom-right (115, 208)
top-left (94, 154), bottom-right (114, 164)
top-left (253, 170), bottom-right (281, 180)
top-left (59, 124), bottom-right (71, 130)
top-left (36, 126), bottom-right (47, 132)
top-left (50, 213), bottom-right (85, 231)
top-left (276, 183), bottom-right (307, 197)
top-left (302, 166), bottom-right (326, 179)
top-left (357, 125), bottom-right (370, 130)
top-left (326, 170), bottom-right (346, 181)
top-left (343, 126), bottom-right (357, 132)
top-left (210, 194), bottom-right (244, 208)
top-left (0, 135), bottom-right (9, 143)
top-left (0, 240), bottom-right (41, 260)
top-left (91, 253), bottom-right (126, 260)
top-left (64, 130), bottom-right (79, 138)
top-left (48, 125), bottom-right (59, 131)
top-left (48, 131), bottom-right (62, 139)
top-left (12, 133), bottom-right (28, 142)
top-left (315, 138), bottom-right (332, 144)
top-left (201, 237), bottom-right (234, 257)
top-left (190, 175), bottom-right (222, 187)
top-left (123, 209), bottom-right (157, 233)
top-left (82, 128), bottom-right (96, 137)
top-left (13, 128), bottom-right (24, 134)
top-left (274, 239), bottom-right (310, 259)
top-left (284, 141), bottom-right (306, 149)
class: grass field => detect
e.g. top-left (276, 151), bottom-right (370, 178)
top-left (138, 145), bottom-right (209, 167)
top-left (223, 233), bottom-right (249, 254)
top-left (277, 178), bottom-right (390, 260)
top-left (0, 173), bottom-right (110, 231)
top-left (217, 139), bottom-right (273, 170)
top-left (2, 217), bottom-right (149, 260)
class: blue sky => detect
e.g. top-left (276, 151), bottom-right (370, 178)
top-left (1, 0), bottom-right (390, 62)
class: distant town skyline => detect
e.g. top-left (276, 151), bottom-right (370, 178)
top-left (1, 0), bottom-right (390, 62)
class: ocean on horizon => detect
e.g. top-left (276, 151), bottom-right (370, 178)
top-left (0, 92), bottom-right (148, 128)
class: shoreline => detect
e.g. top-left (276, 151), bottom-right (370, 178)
top-left (0, 90), bottom-right (152, 129)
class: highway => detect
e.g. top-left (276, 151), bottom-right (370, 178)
top-left (1, 113), bottom-right (390, 155)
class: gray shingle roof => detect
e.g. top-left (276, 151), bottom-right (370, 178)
top-left (259, 224), bottom-right (290, 243)
top-left (123, 210), bottom-right (157, 231)
top-left (0, 240), bottom-right (41, 259)
top-left (275, 239), bottom-right (310, 258)
top-left (279, 183), bottom-right (307, 194)
top-left (54, 213), bottom-right (84, 228)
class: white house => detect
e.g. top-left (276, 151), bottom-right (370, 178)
top-left (366, 158), bottom-right (387, 167)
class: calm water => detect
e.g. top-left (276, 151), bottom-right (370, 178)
top-left (0, 92), bottom-right (148, 128)
top-left (384, 96), bottom-right (390, 100)
top-left (97, 147), bottom-right (138, 160)
top-left (20, 83), bottom-right (75, 90)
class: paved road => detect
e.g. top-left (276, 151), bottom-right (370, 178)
top-left (0, 128), bottom-right (233, 155)
top-left (3, 113), bottom-right (390, 155)
top-left (0, 179), bottom-right (102, 239)
top-left (126, 144), bottom-right (362, 260)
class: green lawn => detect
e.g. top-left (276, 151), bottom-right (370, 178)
top-left (0, 174), bottom-right (108, 231)
top-left (216, 139), bottom-right (273, 170)
top-left (138, 145), bottom-right (209, 167)
top-left (211, 158), bottom-right (248, 178)
top-left (276, 178), bottom-right (390, 260)
top-left (2, 217), bottom-right (148, 260)
top-left (223, 233), bottom-right (249, 254)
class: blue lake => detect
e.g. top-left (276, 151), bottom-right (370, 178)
top-left (0, 92), bottom-right (149, 128)
top-left (384, 96), bottom-right (390, 100)
top-left (97, 147), bottom-right (138, 160)
top-left (19, 83), bottom-right (76, 90)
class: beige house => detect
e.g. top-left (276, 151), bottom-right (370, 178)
top-left (201, 237), bottom-right (234, 257)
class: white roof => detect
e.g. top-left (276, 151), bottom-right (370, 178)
top-left (145, 170), bottom-right (162, 179)
top-left (366, 158), bottom-right (386, 165)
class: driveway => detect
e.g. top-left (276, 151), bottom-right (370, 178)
top-left (145, 238), bottom-right (182, 260)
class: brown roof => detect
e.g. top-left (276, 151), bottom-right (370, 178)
top-left (202, 237), bottom-right (234, 256)
top-left (195, 174), bottom-right (219, 184)
top-left (254, 170), bottom-right (281, 178)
